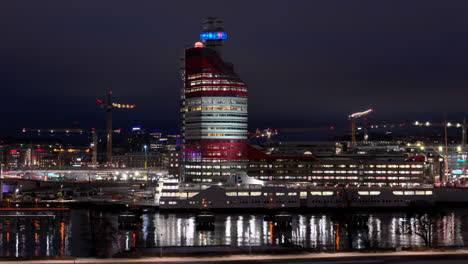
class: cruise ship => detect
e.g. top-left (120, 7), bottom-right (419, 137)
top-left (155, 178), bottom-right (444, 210)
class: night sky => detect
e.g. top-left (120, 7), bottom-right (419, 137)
top-left (1, 0), bottom-right (468, 136)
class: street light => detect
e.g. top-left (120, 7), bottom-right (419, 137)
top-left (143, 145), bottom-right (148, 169)
top-left (0, 163), bottom-right (3, 201)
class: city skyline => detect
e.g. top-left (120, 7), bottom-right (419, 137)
top-left (2, 3), bottom-right (468, 261)
top-left (2, 0), bottom-right (468, 136)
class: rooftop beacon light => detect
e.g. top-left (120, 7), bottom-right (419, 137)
top-left (194, 41), bottom-right (204, 48)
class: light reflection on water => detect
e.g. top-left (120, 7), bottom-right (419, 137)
top-left (0, 209), bottom-right (466, 257)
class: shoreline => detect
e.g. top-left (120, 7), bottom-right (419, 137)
top-left (1, 249), bottom-right (468, 263)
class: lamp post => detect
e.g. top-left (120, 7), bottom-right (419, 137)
top-left (143, 145), bottom-right (148, 169)
top-left (0, 163), bottom-right (3, 201)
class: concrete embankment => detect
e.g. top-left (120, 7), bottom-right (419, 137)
top-left (2, 249), bottom-right (468, 263)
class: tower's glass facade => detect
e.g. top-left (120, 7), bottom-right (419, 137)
top-left (181, 47), bottom-right (248, 183)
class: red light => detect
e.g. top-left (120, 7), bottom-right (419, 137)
top-left (10, 149), bottom-right (17, 153)
top-left (96, 99), bottom-right (103, 103)
top-left (363, 117), bottom-right (368, 121)
top-left (329, 126), bottom-right (335, 130)
top-left (109, 91), bottom-right (113, 94)
top-left (36, 148), bottom-right (42, 152)
top-left (401, 122), bottom-right (407, 126)
top-left (92, 127), bottom-right (96, 131)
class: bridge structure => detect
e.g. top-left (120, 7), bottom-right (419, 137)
top-left (1, 168), bottom-right (168, 181)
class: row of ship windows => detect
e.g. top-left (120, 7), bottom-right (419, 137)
top-left (160, 201), bottom-right (178, 205)
top-left (160, 199), bottom-right (434, 205)
top-left (160, 190), bottom-right (433, 199)
top-left (257, 176), bottom-right (423, 180)
top-left (191, 178), bottom-right (213, 182)
top-left (254, 170), bottom-right (423, 174)
top-left (254, 164), bottom-right (424, 169)
top-left (225, 192), bottom-right (316, 197)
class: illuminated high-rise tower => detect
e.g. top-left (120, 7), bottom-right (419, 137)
top-left (181, 18), bottom-right (248, 183)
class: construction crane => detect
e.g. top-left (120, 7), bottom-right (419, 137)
top-left (96, 91), bottom-right (136, 163)
top-left (21, 128), bottom-right (98, 166)
top-left (349, 109), bottom-right (373, 150)
top-left (414, 118), bottom-right (467, 150)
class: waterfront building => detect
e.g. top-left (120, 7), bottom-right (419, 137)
top-left (247, 145), bottom-right (441, 186)
top-left (181, 17), bottom-right (248, 183)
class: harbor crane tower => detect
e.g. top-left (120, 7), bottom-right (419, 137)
top-left (349, 109), bottom-right (374, 150)
top-left (96, 91), bottom-right (136, 163)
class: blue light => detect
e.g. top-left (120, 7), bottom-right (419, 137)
top-left (200, 31), bottom-right (227, 40)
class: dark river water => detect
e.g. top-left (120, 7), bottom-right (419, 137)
top-left (0, 208), bottom-right (467, 257)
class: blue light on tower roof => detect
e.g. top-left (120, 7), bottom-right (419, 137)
top-left (200, 32), bottom-right (227, 40)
